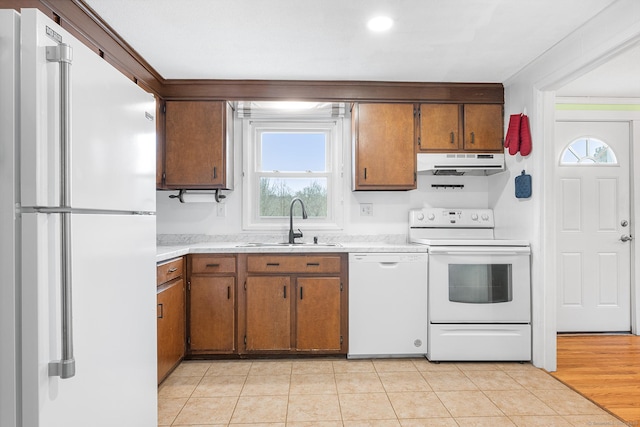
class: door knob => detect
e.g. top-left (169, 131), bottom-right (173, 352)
top-left (620, 234), bottom-right (633, 242)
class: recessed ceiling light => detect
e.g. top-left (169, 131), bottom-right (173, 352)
top-left (367, 16), bottom-right (393, 32)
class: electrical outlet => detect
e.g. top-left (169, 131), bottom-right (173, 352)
top-left (360, 203), bottom-right (373, 216)
top-left (217, 203), bottom-right (226, 217)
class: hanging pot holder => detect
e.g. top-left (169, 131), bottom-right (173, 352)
top-left (515, 170), bottom-right (532, 199)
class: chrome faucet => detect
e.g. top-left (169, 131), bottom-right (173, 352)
top-left (288, 198), bottom-right (308, 244)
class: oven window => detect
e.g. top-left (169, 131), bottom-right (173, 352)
top-left (448, 264), bottom-right (512, 303)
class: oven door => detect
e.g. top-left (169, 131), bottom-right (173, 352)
top-left (428, 246), bottom-right (531, 323)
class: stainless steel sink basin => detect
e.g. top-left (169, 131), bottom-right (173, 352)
top-left (235, 242), bottom-right (341, 248)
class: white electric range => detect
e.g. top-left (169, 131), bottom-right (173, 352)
top-left (409, 208), bottom-right (532, 361)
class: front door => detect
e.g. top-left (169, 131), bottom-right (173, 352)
top-left (555, 121), bottom-right (631, 332)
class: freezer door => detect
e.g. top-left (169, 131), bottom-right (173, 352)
top-left (20, 9), bottom-right (156, 212)
top-left (21, 213), bottom-right (157, 427)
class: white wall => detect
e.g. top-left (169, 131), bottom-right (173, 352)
top-left (495, 0), bottom-right (640, 371)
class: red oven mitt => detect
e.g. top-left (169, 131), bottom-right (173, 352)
top-left (519, 114), bottom-right (532, 156)
top-left (504, 114), bottom-right (521, 156)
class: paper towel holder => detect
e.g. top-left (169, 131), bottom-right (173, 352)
top-left (169, 189), bottom-right (226, 203)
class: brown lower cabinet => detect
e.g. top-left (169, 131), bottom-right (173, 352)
top-left (295, 277), bottom-right (342, 351)
top-left (188, 254), bottom-right (237, 355)
top-left (157, 257), bottom-right (185, 383)
top-left (245, 276), bottom-right (292, 351)
top-left (241, 253), bottom-right (347, 355)
top-left (184, 252), bottom-right (348, 356)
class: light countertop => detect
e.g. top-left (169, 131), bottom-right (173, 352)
top-left (156, 241), bottom-right (427, 263)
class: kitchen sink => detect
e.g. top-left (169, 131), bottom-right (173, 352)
top-left (235, 242), bottom-right (341, 248)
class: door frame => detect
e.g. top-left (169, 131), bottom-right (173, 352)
top-left (553, 109), bottom-right (638, 333)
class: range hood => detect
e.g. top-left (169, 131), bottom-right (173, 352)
top-left (417, 152), bottom-right (505, 175)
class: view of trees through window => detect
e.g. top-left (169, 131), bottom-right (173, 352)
top-left (259, 178), bottom-right (328, 217)
top-left (258, 131), bottom-right (329, 218)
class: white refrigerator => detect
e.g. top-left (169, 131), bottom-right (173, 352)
top-left (1, 8), bottom-right (158, 427)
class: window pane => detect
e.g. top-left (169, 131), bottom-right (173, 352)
top-left (259, 177), bottom-right (327, 217)
top-left (261, 133), bottom-right (326, 172)
top-left (560, 138), bottom-right (618, 165)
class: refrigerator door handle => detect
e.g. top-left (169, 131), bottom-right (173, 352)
top-left (46, 43), bottom-right (76, 379)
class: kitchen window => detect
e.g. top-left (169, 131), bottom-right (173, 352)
top-left (240, 102), bottom-right (344, 231)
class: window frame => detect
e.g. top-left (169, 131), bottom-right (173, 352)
top-left (242, 118), bottom-right (344, 231)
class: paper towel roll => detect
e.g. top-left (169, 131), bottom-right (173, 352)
top-left (178, 191), bottom-right (217, 203)
top-left (169, 190), bottom-right (219, 203)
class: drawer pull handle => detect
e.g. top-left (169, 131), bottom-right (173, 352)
top-left (283, 286), bottom-right (287, 299)
top-left (300, 286), bottom-right (303, 300)
top-left (306, 262), bottom-right (320, 266)
top-left (206, 263), bottom-right (220, 268)
top-left (267, 263), bottom-right (280, 267)
top-left (157, 303), bottom-right (164, 319)
top-left (168, 267), bottom-right (178, 273)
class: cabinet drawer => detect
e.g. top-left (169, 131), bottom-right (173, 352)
top-left (191, 255), bottom-right (236, 274)
top-left (157, 257), bottom-right (184, 285)
top-left (247, 255), bottom-right (341, 274)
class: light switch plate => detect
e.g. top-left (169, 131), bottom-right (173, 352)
top-left (217, 203), bottom-right (226, 217)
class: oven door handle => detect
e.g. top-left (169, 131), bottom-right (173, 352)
top-left (429, 247), bottom-right (530, 255)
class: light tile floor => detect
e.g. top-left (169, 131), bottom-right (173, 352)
top-left (158, 358), bottom-right (627, 426)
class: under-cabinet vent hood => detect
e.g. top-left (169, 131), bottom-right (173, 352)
top-left (417, 153), bottom-right (505, 175)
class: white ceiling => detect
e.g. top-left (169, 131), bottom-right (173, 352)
top-left (82, 0), bottom-right (636, 97)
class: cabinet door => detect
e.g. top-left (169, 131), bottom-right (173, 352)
top-left (354, 103), bottom-right (416, 190)
top-left (245, 276), bottom-right (291, 351)
top-left (296, 277), bottom-right (342, 351)
top-left (164, 100), bottom-right (226, 188)
top-left (189, 276), bottom-right (235, 352)
top-left (418, 104), bottom-right (461, 152)
top-left (157, 278), bottom-right (185, 383)
top-left (463, 104), bottom-right (504, 152)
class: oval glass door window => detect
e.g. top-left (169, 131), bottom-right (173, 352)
top-left (560, 137), bottom-right (618, 165)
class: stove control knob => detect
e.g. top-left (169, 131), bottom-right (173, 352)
top-left (417, 213), bottom-right (425, 221)
top-left (427, 213), bottom-right (435, 221)
top-left (471, 213), bottom-right (479, 221)
top-left (481, 213), bottom-right (490, 221)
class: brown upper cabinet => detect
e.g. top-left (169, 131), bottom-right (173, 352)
top-left (160, 100), bottom-right (233, 189)
top-left (352, 103), bottom-right (417, 191)
top-left (418, 104), bottom-right (504, 153)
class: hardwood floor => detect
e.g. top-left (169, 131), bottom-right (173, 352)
top-left (551, 334), bottom-right (640, 425)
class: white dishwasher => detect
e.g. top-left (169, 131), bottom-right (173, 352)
top-left (348, 253), bottom-right (428, 358)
